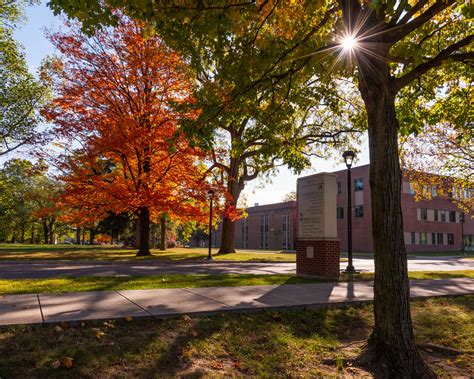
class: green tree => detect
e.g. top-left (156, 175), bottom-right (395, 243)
top-left (0, 158), bottom-right (62, 243)
top-left (0, 0), bottom-right (49, 156)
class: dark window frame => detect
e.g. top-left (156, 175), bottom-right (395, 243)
top-left (355, 205), bottom-right (364, 218)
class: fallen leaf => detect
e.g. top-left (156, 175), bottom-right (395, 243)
top-left (50, 360), bottom-right (61, 369)
top-left (53, 326), bottom-right (63, 332)
top-left (190, 330), bottom-right (198, 337)
top-left (60, 321), bottom-right (70, 329)
top-left (124, 316), bottom-right (133, 321)
top-left (61, 357), bottom-right (74, 368)
top-left (182, 315), bottom-right (192, 324)
top-left (96, 331), bottom-right (106, 339)
top-left (211, 362), bottom-right (223, 369)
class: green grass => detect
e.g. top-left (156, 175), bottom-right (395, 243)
top-left (349, 250), bottom-right (474, 258)
top-left (0, 296), bottom-right (472, 377)
top-left (0, 243), bottom-right (297, 262)
top-left (1, 270), bottom-right (473, 295)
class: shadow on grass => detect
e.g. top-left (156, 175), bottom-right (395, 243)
top-left (0, 306), bottom-right (372, 378)
top-left (1, 296), bottom-right (472, 377)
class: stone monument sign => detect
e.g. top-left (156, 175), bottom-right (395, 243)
top-left (296, 173), bottom-right (340, 278)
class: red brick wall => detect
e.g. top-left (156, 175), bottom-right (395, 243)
top-left (296, 239), bottom-right (340, 278)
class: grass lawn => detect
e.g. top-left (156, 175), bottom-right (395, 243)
top-left (1, 270), bottom-right (473, 295)
top-left (350, 250), bottom-right (474, 258)
top-left (0, 296), bottom-right (472, 377)
top-left (0, 243), bottom-right (298, 262)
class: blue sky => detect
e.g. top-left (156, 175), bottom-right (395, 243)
top-left (13, 1), bottom-right (370, 206)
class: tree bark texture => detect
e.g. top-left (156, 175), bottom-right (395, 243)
top-left (136, 207), bottom-right (151, 256)
top-left (218, 157), bottom-right (244, 254)
top-left (76, 227), bottom-right (81, 244)
top-left (356, 26), bottom-right (435, 377)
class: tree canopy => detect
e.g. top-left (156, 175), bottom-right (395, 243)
top-left (0, 0), bottom-right (50, 156)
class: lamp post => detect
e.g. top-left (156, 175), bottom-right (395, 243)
top-left (207, 189), bottom-right (215, 260)
top-left (460, 212), bottom-right (465, 255)
top-left (343, 150), bottom-right (356, 272)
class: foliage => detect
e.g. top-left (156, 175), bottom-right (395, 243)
top-left (282, 191), bottom-right (296, 202)
top-left (401, 122), bottom-right (473, 214)
top-left (0, 0), bottom-right (49, 156)
top-left (0, 158), bottom-right (65, 243)
top-left (43, 16), bottom-right (218, 238)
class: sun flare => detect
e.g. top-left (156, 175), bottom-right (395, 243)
top-left (341, 35), bottom-right (357, 51)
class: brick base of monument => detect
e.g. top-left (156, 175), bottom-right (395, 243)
top-left (296, 239), bottom-right (340, 278)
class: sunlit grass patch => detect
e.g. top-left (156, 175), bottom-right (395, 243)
top-left (0, 296), bottom-right (471, 377)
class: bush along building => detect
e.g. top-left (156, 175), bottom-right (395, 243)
top-left (216, 164), bottom-right (473, 253)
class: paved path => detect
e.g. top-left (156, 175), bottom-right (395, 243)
top-left (0, 278), bottom-right (472, 326)
top-left (0, 257), bottom-right (472, 279)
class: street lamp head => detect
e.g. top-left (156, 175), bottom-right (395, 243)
top-left (207, 189), bottom-right (215, 199)
top-left (343, 150), bottom-right (356, 168)
top-left (460, 213), bottom-right (465, 223)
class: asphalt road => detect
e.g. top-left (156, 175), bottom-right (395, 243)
top-left (0, 257), bottom-right (472, 279)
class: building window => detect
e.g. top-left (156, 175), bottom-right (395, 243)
top-left (411, 232), bottom-right (416, 245)
top-left (447, 233), bottom-right (454, 245)
top-left (434, 210), bottom-right (439, 222)
top-left (437, 233), bottom-right (444, 245)
top-left (409, 182), bottom-right (416, 195)
top-left (354, 178), bottom-right (364, 192)
top-left (440, 211), bottom-right (446, 222)
top-left (449, 211), bottom-right (456, 223)
top-left (421, 208), bottom-right (428, 221)
top-left (337, 182), bottom-right (342, 194)
top-left (432, 233), bottom-right (436, 245)
top-left (260, 214), bottom-right (268, 249)
top-left (420, 232), bottom-right (427, 245)
top-left (355, 205), bottom-right (364, 218)
top-left (431, 186), bottom-right (438, 197)
top-left (282, 211), bottom-right (290, 250)
top-left (337, 207), bottom-right (344, 219)
top-left (242, 219), bottom-right (248, 249)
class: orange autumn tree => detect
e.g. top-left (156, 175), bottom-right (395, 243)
top-left (45, 16), bottom-right (214, 256)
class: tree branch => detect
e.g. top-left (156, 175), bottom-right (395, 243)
top-left (395, 35), bottom-right (474, 91)
top-left (386, 0), bottom-right (456, 43)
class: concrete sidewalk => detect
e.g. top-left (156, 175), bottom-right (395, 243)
top-left (1, 278), bottom-right (473, 326)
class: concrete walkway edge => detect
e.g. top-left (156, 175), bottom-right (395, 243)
top-left (1, 278), bottom-right (473, 326)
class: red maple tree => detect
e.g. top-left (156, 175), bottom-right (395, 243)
top-left (45, 16), bottom-right (216, 255)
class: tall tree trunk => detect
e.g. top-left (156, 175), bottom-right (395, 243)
top-left (42, 218), bottom-right (48, 244)
top-left (30, 226), bottom-right (35, 244)
top-left (20, 224), bottom-right (25, 244)
top-left (357, 51), bottom-right (434, 377)
top-left (76, 227), bottom-right (81, 244)
top-left (159, 214), bottom-right (166, 251)
top-left (219, 217), bottom-right (236, 254)
top-left (136, 207), bottom-right (151, 256)
top-left (89, 227), bottom-right (96, 245)
top-left (218, 158), bottom-right (243, 254)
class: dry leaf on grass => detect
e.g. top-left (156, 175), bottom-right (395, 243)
top-left (61, 357), bottom-right (74, 368)
top-left (53, 326), bottom-right (62, 332)
top-left (50, 360), bottom-right (61, 369)
top-left (95, 331), bottom-right (106, 339)
top-left (124, 316), bottom-right (133, 321)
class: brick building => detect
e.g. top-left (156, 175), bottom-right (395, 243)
top-left (223, 164), bottom-right (473, 253)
